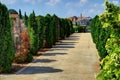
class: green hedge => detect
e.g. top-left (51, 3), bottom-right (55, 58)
top-left (59, 18), bottom-right (73, 39)
top-left (0, 3), bottom-right (15, 73)
top-left (91, 0), bottom-right (120, 79)
top-left (91, 16), bottom-right (110, 59)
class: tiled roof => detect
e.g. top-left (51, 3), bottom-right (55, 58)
top-left (10, 14), bottom-right (18, 18)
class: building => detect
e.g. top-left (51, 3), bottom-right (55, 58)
top-left (68, 16), bottom-right (78, 25)
top-left (68, 13), bottom-right (92, 26)
top-left (9, 9), bottom-right (19, 19)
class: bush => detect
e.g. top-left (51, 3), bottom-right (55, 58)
top-left (0, 3), bottom-right (15, 73)
top-left (77, 26), bottom-right (86, 32)
top-left (25, 53), bottom-right (33, 63)
top-left (15, 28), bottom-right (30, 63)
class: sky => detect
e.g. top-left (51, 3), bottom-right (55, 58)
top-left (0, 0), bottom-right (119, 18)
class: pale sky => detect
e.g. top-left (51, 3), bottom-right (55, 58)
top-left (0, 0), bottom-right (119, 18)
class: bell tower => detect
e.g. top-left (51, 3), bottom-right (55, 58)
top-left (80, 13), bottom-right (82, 19)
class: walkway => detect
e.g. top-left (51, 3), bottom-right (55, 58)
top-left (0, 33), bottom-right (99, 80)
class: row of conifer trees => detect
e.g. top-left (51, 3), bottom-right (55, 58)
top-left (0, 2), bottom-right (74, 73)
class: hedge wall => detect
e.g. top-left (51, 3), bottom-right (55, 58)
top-left (91, 0), bottom-right (120, 79)
top-left (91, 15), bottom-right (110, 59)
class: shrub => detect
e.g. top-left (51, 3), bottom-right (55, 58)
top-left (25, 53), bottom-right (33, 63)
top-left (15, 28), bottom-right (31, 63)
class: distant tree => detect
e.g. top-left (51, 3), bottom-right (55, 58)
top-left (24, 12), bottom-right (28, 27)
top-left (0, 3), bottom-right (15, 73)
top-left (19, 9), bottom-right (22, 19)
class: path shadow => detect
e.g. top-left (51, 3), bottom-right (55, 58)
top-left (51, 48), bottom-right (68, 51)
top-left (56, 42), bottom-right (76, 45)
top-left (65, 37), bottom-right (79, 40)
top-left (60, 42), bottom-right (78, 44)
top-left (42, 52), bottom-right (67, 56)
top-left (33, 59), bottom-right (56, 63)
top-left (70, 36), bottom-right (80, 37)
top-left (17, 66), bottom-right (63, 74)
top-left (53, 45), bottom-right (75, 48)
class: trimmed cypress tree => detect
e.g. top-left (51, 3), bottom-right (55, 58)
top-left (51, 14), bottom-right (60, 44)
top-left (0, 3), bottom-right (15, 73)
top-left (45, 14), bottom-right (53, 48)
top-left (60, 19), bottom-right (66, 39)
top-left (28, 11), bottom-right (39, 55)
top-left (37, 15), bottom-right (46, 49)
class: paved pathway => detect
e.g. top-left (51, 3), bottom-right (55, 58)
top-left (0, 33), bottom-right (99, 80)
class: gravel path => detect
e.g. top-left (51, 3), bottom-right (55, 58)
top-left (0, 33), bottom-right (99, 80)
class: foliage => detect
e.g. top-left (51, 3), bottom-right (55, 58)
top-left (91, 16), bottom-right (110, 59)
top-left (91, 0), bottom-right (120, 79)
top-left (45, 14), bottom-right (53, 48)
top-left (59, 18), bottom-right (74, 39)
top-left (51, 14), bottom-right (60, 44)
top-left (0, 2), bottom-right (15, 73)
top-left (15, 28), bottom-right (30, 63)
top-left (28, 11), bottom-right (39, 55)
top-left (77, 26), bottom-right (86, 33)
top-left (73, 25), bottom-right (85, 33)
top-left (25, 53), bottom-right (33, 63)
top-left (37, 15), bottom-right (46, 49)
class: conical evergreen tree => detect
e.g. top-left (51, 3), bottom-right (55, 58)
top-left (24, 12), bottom-right (28, 27)
top-left (45, 14), bottom-right (53, 48)
top-left (52, 14), bottom-right (60, 44)
top-left (37, 15), bottom-right (46, 49)
top-left (0, 2), bottom-right (15, 73)
top-left (28, 11), bottom-right (39, 55)
top-left (19, 9), bottom-right (22, 19)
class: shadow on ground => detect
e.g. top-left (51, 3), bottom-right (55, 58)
top-left (65, 37), bottom-right (79, 40)
top-left (56, 42), bottom-right (76, 45)
top-left (42, 52), bottom-right (67, 56)
top-left (33, 59), bottom-right (57, 63)
top-left (16, 66), bottom-right (63, 74)
top-left (53, 45), bottom-right (75, 48)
